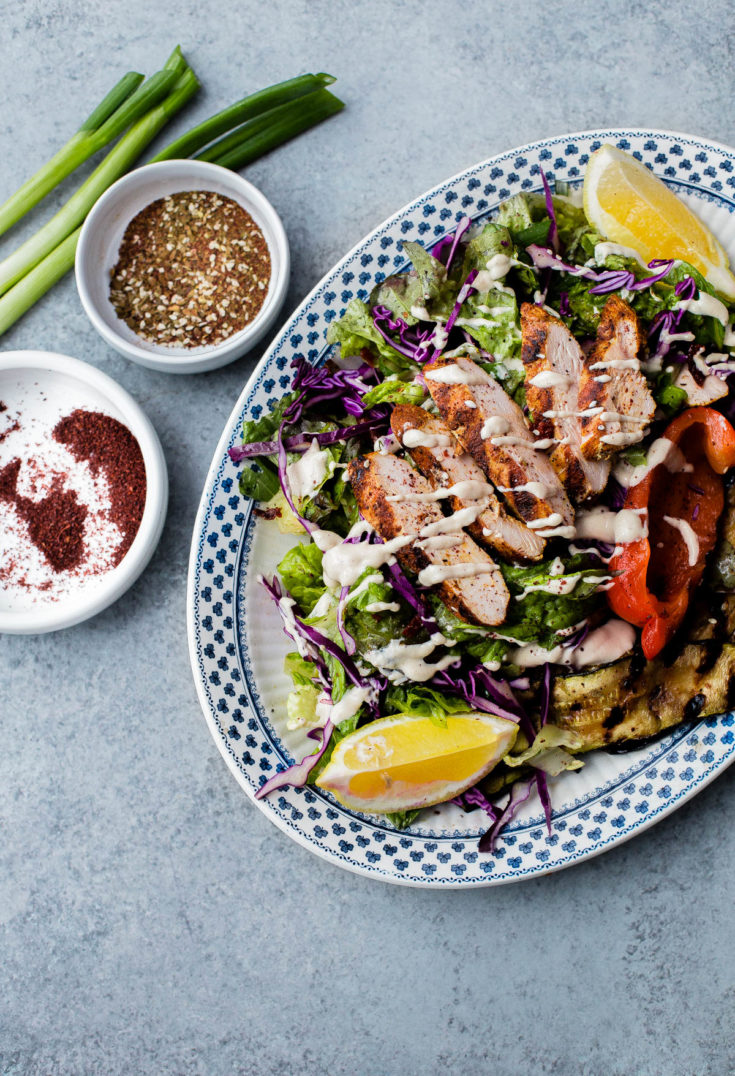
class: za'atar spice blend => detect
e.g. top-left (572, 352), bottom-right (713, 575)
top-left (109, 190), bottom-right (272, 348)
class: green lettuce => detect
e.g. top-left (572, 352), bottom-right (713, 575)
top-left (286, 684), bottom-right (321, 731)
top-left (504, 724), bottom-right (585, 776)
top-left (383, 683), bottom-right (472, 728)
top-left (384, 809), bottom-right (420, 830)
top-left (362, 378), bottom-right (428, 409)
top-left (501, 555), bottom-right (608, 648)
top-left (278, 542), bottom-right (326, 615)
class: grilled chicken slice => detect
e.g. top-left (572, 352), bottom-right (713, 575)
top-left (521, 303), bottom-right (610, 502)
top-left (423, 354), bottom-right (574, 534)
top-left (578, 295), bottom-right (656, 459)
top-left (390, 404), bottom-right (546, 561)
top-left (347, 452), bottom-right (510, 626)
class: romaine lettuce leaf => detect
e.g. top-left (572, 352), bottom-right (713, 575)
top-left (503, 724), bottom-right (584, 776)
top-left (501, 555), bottom-right (608, 647)
top-left (362, 378), bottom-right (428, 408)
top-left (383, 683), bottom-right (472, 727)
top-left (286, 684), bottom-right (321, 730)
top-left (278, 542), bottom-right (326, 615)
top-left (238, 458), bottom-right (280, 503)
top-left (400, 241), bottom-right (448, 302)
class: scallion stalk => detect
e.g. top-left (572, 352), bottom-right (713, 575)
top-left (0, 227), bottom-right (81, 336)
top-left (0, 71), bottom-right (144, 238)
top-left (204, 88), bottom-right (344, 171)
top-left (0, 54), bottom-right (198, 296)
top-left (150, 72), bottom-right (336, 163)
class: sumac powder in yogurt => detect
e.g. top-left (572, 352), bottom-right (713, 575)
top-left (0, 400), bottom-right (147, 601)
top-left (53, 409), bottom-right (146, 564)
top-left (109, 190), bottom-right (271, 348)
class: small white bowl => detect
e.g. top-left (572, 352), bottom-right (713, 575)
top-left (0, 350), bottom-right (168, 634)
top-left (75, 160), bottom-right (290, 374)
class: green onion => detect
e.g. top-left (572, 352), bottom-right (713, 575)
top-left (0, 50), bottom-right (198, 296)
top-left (204, 88), bottom-right (344, 171)
top-left (0, 228), bottom-right (82, 336)
top-left (0, 71), bottom-right (144, 238)
top-left (150, 72), bottom-right (336, 163)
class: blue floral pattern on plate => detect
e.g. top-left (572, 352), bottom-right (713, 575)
top-left (188, 129), bottom-right (735, 886)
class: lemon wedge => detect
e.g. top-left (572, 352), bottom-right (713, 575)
top-left (583, 143), bottom-right (735, 299)
top-left (316, 711), bottom-right (517, 813)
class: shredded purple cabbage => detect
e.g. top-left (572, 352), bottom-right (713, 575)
top-left (444, 216), bottom-right (472, 273)
top-left (284, 355), bottom-right (380, 423)
top-left (540, 170), bottom-right (558, 253)
top-left (565, 621), bottom-right (590, 651)
top-left (527, 243), bottom-right (679, 305)
top-left (372, 305), bottom-right (439, 365)
top-left (431, 233), bottom-right (454, 266)
top-left (536, 771), bottom-right (553, 833)
top-left (432, 216), bottom-right (472, 272)
top-left (229, 413), bottom-right (389, 463)
top-left (588, 259), bottom-right (674, 295)
top-left (478, 777), bottom-right (535, 853)
top-left (276, 424), bottom-right (315, 535)
top-left (254, 719), bottom-right (334, 800)
top-left (559, 291), bottom-right (571, 317)
top-left (337, 585), bottom-right (356, 655)
top-left (647, 275), bottom-right (697, 364)
top-left (539, 663), bottom-right (551, 727)
top-left (431, 664), bottom-right (528, 728)
top-left (260, 573), bottom-right (371, 696)
top-left (452, 784), bottom-right (500, 823)
top-left (441, 269), bottom-right (479, 341)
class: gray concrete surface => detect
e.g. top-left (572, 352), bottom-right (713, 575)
top-left (2, 1), bottom-right (735, 1073)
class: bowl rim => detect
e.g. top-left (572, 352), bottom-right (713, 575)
top-left (75, 159), bottom-right (290, 374)
top-left (0, 349), bottom-right (168, 634)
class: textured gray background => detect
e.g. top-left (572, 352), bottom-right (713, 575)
top-left (1, 1), bottom-right (735, 1073)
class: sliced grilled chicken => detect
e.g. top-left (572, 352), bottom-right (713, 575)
top-left (578, 295), bottom-right (656, 459)
top-left (423, 354), bottom-right (574, 533)
top-left (390, 403), bottom-right (546, 561)
top-left (347, 452), bottom-right (510, 626)
top-left (521, 303), bottom-right (610, 502)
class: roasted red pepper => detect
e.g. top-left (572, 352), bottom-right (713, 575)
top-left (608, 407), bottom-right (735, 659)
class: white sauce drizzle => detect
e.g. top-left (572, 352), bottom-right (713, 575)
top-left (509, 618), bottom-right (636, 669)
top-left (496, 481), bottom-right (550, 499)
top-left (529, 370), bottom-right (572, 389)
top-left (364, 600), bottom-right (401, 613)
top-left (677, 292), bottom-right (729, 326)
top-left (345, 572), bottom-right (384, 604)
top-left (480, 415), bottom-right (510, 439)
top-left (417, 560), bottom-right (499, 586)
top-left (593, 241), bottom-right (649, 268)
top-left (387, 478), bottom-right (495, 504)
top-left (663, 516), bottom-right (700, 566)
top-left (613, 437), bottom-right (693, 488)
top-left (364, 634), bottom-right (457, 684)
top-left (589, 357), bottom-right (640, 371)
top-left (285, 439), bottom-right (331, 501)
top-left (568, 620), bottom-right (637, 669)
top-left (315, 685), bottom-right (375, 726)
top-left (575, 506), bottom-right (648, 544)
top-left (425, 364), bottom-right (489, 385)
top-left (401, 428), bottom-right (454, 449)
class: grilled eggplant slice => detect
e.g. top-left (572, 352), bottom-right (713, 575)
top-left (551, 640), bottom-right (735, 751)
